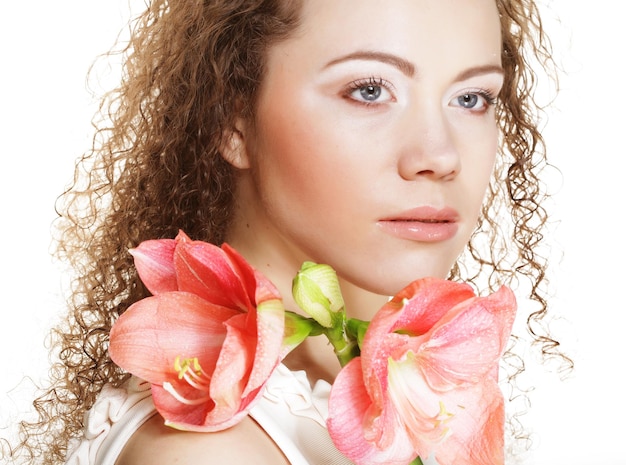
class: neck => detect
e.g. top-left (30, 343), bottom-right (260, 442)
top-left (225, 178), bottom-right (389, 383)
top-left (226, 223), bottom-right (388, 385)
top-left (283, 277), bottom-right (390, 384)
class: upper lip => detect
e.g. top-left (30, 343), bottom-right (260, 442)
top-left (379, 206), bottom-right (460, 223)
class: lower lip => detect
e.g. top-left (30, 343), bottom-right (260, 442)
top-left (377, 220), bottom-right (458, 242)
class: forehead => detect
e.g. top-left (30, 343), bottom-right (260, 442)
top-left (271, 0), bottom-right (502, 70)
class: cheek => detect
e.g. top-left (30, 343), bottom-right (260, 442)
top-left (472, 142), bottom-right (497, 205)
top-left (477, 137), bottom-right (498, 184)
top-left (451, 124), bottom-right (498, 227)
top-left (251, 95), bottom-right (350, 209)
top-left (254, 123), bottom-right (318, 205)
top-left (457, 122), bottom-right (498, 181)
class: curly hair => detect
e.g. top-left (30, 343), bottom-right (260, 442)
top-left (4, 0), bottom-right (569, 463)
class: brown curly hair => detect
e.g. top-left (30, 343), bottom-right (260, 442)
top-left (4, 0), bottom-right (569, 463)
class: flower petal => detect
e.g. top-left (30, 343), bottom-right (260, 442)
top-left (419, 286), bottom-right (516, 389)
top-left (109, 292), bottom-right (238, 384)
top-left (244, 296), bottom-right (285, 396)
top-left (432, 382), bottom-right (505, 465)
top-left (328, 358), bottom-right (416, 465)
top-left (388, 354), bottom-right (505, 465)
top-left (207, 313), bottom-right (255, 425)
top-left (130, 238), bottom-right (178, 294)
top-left (386, 352), bottom-right (450, 458)
top-left (349, 278), bottom-right (515, 465)
top-left (151, 383), bottom-right (215, 429)
top-left (204, 297), bottom-right (284, 426)
top-left (113, 234), bottom-right (291, 434)
top-left (390, 278), bottom-right (476, 336)
top-left (173, 234), bottom-right (255, 310)
top-left (222, 243), bottom-right (261, 304)
top-left (292, 262), bottom-right (344, 328)
top-left (358, 300), bottom-right (411, 416)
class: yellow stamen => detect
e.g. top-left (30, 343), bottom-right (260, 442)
top-left (433, 401), bottom-right (454, 430)
top-left (166, 356), bottom-right (212, 406)
top-left (174, 356), bottom-right (203, 379)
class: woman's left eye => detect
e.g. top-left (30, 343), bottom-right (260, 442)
top-left (344, 77), bottom-right (394, 105)
top-left (450, 91), bottom-right (497, 112)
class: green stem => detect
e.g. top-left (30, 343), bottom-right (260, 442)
top-left (318, 315), bottom-right (371, 367)
top-left (346, 317), bottom-right (369, 349)
top-left (324, 312), bottom-right (361, 367)
top-left (283, 311), bottom-right (325, 350)
top-left (409, 457), bottom-right (424, 465)
top-left (284, 312), bottom-right (371, 368)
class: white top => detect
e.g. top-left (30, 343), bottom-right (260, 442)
top-left (65, 364), bottom-right (438, 465)
top-left (64, 364), bottom-right (351, 465)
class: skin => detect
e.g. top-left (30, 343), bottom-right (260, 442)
top-left (228, 0), bottom-right (502, 309)
top-left (116, 415), bottom-right (290, 465)
top-left (118, 0), bottom-right (502, 462)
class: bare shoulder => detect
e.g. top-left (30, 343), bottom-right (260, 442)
top-left (116, 413), bottom-right (290, 465)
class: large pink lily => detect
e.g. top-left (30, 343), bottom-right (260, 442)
top-left (109, 231), bottom-right (287, 431)
top-left (327, 278), bottom-right (516, 465)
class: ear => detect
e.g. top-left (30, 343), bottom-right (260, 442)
top-left (220, 118), bottom-right (250, 169)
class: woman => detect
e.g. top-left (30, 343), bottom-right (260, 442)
top-left (7, 0), bottom-right (566, 464)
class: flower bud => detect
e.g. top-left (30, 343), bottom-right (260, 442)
top-left (292, 261), bottom-right (345, 328)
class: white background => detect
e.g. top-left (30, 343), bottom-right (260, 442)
top-left (1, 1), bottom-right (624, 464)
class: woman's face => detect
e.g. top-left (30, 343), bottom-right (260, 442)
top-left (230, 0), bottom-right (503, 296)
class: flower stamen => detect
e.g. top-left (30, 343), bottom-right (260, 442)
top-left (163, 382), bottom-right (212, 405)
top-left (432, 401), bottom-right (455, 439)
top-left (164, 356), bottom-right (212, 405)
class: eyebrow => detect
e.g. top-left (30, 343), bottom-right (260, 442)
top-left (324, 51), bottom-right (416, 77)
top-left (454, 64), bottom-right (504, 82)
top-left (324, 51), bottom-right (504, 82)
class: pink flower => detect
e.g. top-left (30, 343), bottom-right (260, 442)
top-left (109, 231), bottom-right (287, 431)
top-left (327, 278), bottom-right (516, 465)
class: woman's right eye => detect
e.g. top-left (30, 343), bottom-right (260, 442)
top-left (357, 85), bottom-right (383, 101)
top-left (344, 77), bottom-right (394, 105)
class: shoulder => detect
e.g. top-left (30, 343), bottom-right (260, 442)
top-left (116, 413), bottom-right (290, 465)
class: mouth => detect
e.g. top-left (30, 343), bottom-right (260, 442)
top-left (381, 206), bottom-right (459, 222)
top-left (377, 207), bottom-right (459, 242)
top-left (389, 218), bottom-right (454, 224)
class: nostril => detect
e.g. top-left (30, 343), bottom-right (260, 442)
top-left (397, 148), bottom-right (461, 181)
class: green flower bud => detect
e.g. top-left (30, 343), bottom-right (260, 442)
top-left (292, 261), bottom-right (345, 328)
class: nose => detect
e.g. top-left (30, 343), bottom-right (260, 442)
top-left (397, 104), bottom-right (461, 181)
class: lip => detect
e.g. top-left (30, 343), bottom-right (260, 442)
top-left (377, 206), bottom-right (460, 242)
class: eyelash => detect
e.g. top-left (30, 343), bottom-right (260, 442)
top-left (476, 89), bottom-right (498, 106)
top-left (456, 88), bottom-right (499, 112)
top-left (343, 76), bottom-right (395, 105)
top-left (341, 78), bottom-right (499, 111)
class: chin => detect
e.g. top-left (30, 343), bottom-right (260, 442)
top-left (319, 245), bottom-right (461, 298)
top-left (348, 264), bottom-right (453, 298)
